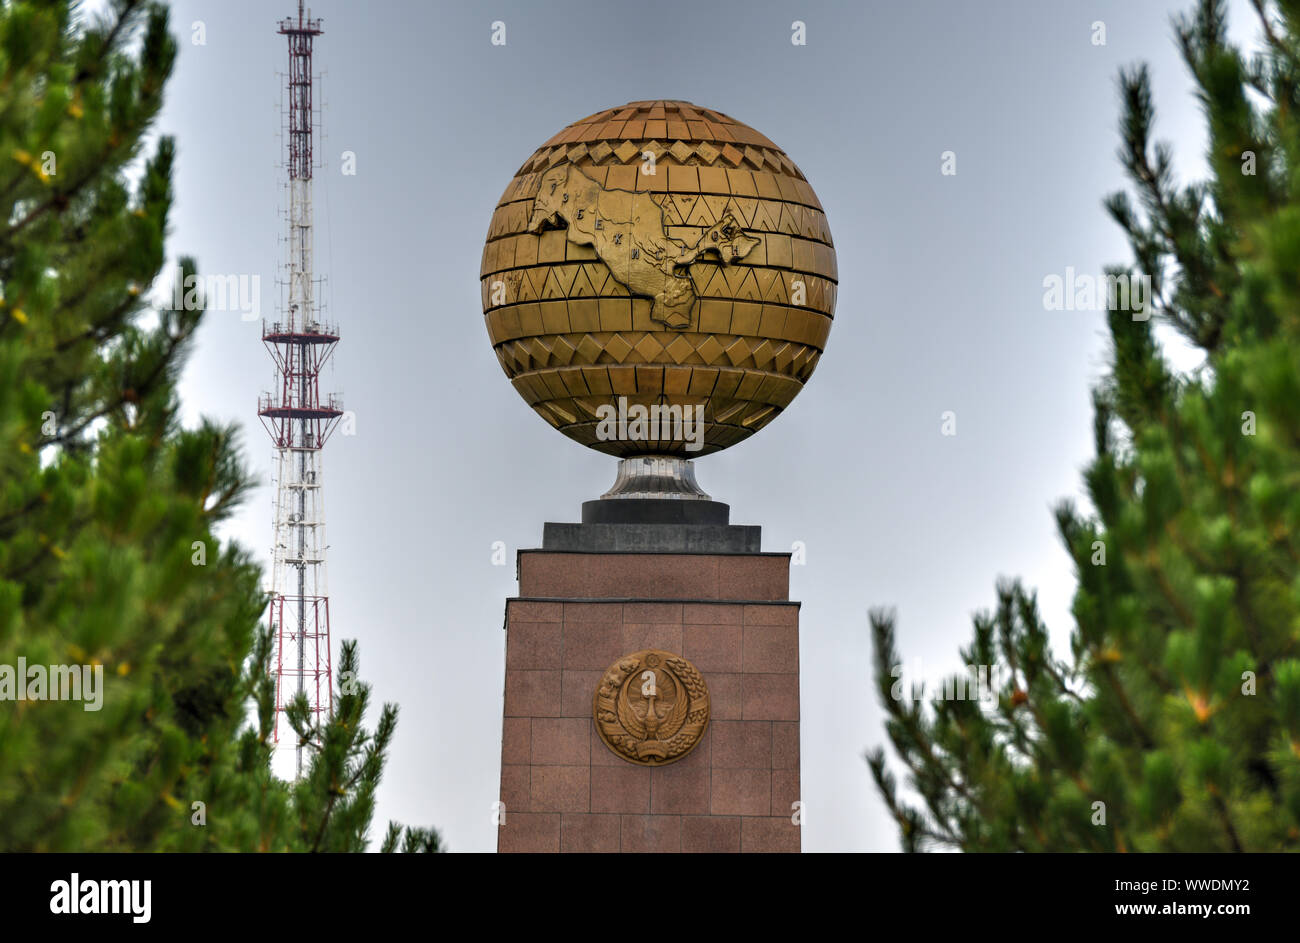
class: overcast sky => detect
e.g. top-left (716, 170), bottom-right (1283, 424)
top-left (147, 0), bottom-right (1256, 851)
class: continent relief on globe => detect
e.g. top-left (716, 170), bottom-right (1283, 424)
top-left (528, 164), bottom-right (761, 330)
top-left (481, 101), bottom-right (837, 459)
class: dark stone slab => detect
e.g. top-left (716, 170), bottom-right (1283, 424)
top-left (581, 498), bottom-right (731, 525)
top-left (542, 521), bottom-right (762, 554)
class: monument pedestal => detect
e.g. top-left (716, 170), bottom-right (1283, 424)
top-left (479, 98), bottom-right (837, 853)
top-left (497, 504), bottom-right (801, 853)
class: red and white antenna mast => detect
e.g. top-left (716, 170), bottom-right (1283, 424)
top-left (260, 1), bottom-right (341, 778)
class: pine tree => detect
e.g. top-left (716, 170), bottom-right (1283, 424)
top-left (870, 0), bottom-right (1300, 852)
top-left (0, 0), bottom-right (438, 852)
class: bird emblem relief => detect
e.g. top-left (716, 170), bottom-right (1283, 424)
top-left (593, 650), bottom-right (710, 766)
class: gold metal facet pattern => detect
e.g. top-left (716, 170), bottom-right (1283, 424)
top-left (482, 100), bottom-right (836, 457)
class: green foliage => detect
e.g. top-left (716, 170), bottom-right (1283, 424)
top-left (0, 0), bottom-right (438, 852)
top-left (870, 0), bottom-right (1300, 852)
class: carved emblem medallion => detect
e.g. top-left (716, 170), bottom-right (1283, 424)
top-left (593, 649), bottom-right (710, 766)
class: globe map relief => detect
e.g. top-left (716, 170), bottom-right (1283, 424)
top-left (481, 100), bottom-right (838, 458)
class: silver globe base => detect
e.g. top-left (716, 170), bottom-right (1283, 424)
top-left (599, 455), bottom-right (712, 501)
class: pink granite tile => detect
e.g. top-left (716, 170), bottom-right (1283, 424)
top-left (501, 717), bottom-right (530, 765)
top-left (620, 814), bottom-right (681, 853)
top-left (623, 602), bottom-right (683, 623)
top-left (531, 717), bottom-right (591, 766)
top-left (650, 763), bottom-right (710, 815)
top-left (742, 674), bottom-right (799, 721)
top-left (504, 670), bottom-right (561, 717)
top-left (531, 765), bottom-right (589, 813)
top-left (506, 621), bottom-right (562, 670)
top-left (711, 720), bottom-right (772, 769)
top-left (682, 624), bottom-right (743, 673)
top-left (591, 764), bottom-right (650, 814)
top-left (741, 815), bottom-right (800, 853)
top-left (507, 600), bottom-right (563, 623)
top-left (560, 813), bottom-right (620, 852)
top-left (711, 768), bottom-right (771, 816)
top-left (742, 622), bottom-right (799, 674)
top-left (709, 672), bottom-right (743, 720)
top-left (561, 620), bottom-right (624, 670)
top-left (681, 815), bottom-right (741, 853)
top-left (683, 603), bottom-right (744, 625)
top-left (497, 812), bottom-right (559, 853)
top-left (772, 722), bottom-right (800, 769)
top-left (560, 669), bottom-right (602, 717)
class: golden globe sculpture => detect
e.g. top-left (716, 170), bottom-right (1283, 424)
top-left (481, 100), bottom-right (836, 471)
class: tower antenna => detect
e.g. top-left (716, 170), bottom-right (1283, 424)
top-left (261, 3), bottom-right (341, 779)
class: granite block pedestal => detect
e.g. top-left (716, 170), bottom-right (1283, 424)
top-left (497, 501), bottom-right (801, 853)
